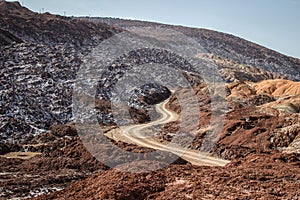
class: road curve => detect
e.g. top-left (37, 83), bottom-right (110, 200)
top-left (105, 99), bottom-right (230, 167)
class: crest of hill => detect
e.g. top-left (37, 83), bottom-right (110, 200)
top-left (1, 1), bottom-right (299, 82)
top-left (92, 17), bottom-right (300, 81)
top-left (0, 1), bottom-right (118, 47)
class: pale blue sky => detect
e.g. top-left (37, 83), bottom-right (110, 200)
top-left (8, 0), bottom-right (300, 58)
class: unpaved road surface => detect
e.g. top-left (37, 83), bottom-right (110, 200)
top-left (105, 99), bottom-right (230, 166)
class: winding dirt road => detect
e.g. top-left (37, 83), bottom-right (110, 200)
top-left (105, 99), bottom-right (230, 166)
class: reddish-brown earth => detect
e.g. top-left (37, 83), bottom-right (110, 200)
top-left (33, 153), bottom-right (300, 200)
top-left (1, 2), bottom-right (300, 199)
top-left (2, 79), bottom-right (297, 199)
top-left (0, 134), bottom-right (107, 199)
top-left (1, 76), bottom-right (299, 199)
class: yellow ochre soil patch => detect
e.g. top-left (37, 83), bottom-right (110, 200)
top-left (253, 79), bottom-right (300, 97)
top-left (1, 152), bottom-right (42, 160)
top-left (227, 79), bottom-right (300, 100)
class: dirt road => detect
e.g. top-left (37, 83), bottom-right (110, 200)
top-left (105, 99), bottom-right (230, 166)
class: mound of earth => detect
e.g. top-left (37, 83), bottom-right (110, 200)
top-left (0, 123), bottom-right (187, 199)
top-left (0, 123), bottom-right (107, 199)
top-left (227, 79), bottom-right (300, 100)
top-left (33, 152), bottom-right (300, 200)
top-left (253, 79), bottom-right (300, 97)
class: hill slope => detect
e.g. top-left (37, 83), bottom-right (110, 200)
top-left (0, 2), bottom-right (300, 199)
top-left (92, 17), bottom-right (300, 81)
top-left (0, 1), bottom-right (117, 47)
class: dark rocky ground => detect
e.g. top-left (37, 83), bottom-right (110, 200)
top-left (0, 1), bottom-right (300, 199)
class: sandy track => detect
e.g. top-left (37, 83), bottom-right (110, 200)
top-left (105, 99), bottom-right (230, 166)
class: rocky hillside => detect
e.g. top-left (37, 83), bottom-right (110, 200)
top-left (0, 1), bottom-right (118, 142)
top-left (1, 1), bottom-right (299, 143)
top-left (0, 1), bottom-right (300, 199)
top-left (0, 1), bottom-right (117, 47)
top-left (93, 17), bottom-right (300, 81)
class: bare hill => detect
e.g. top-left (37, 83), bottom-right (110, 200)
top-left (92, 17), bottom-right (300, 81)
